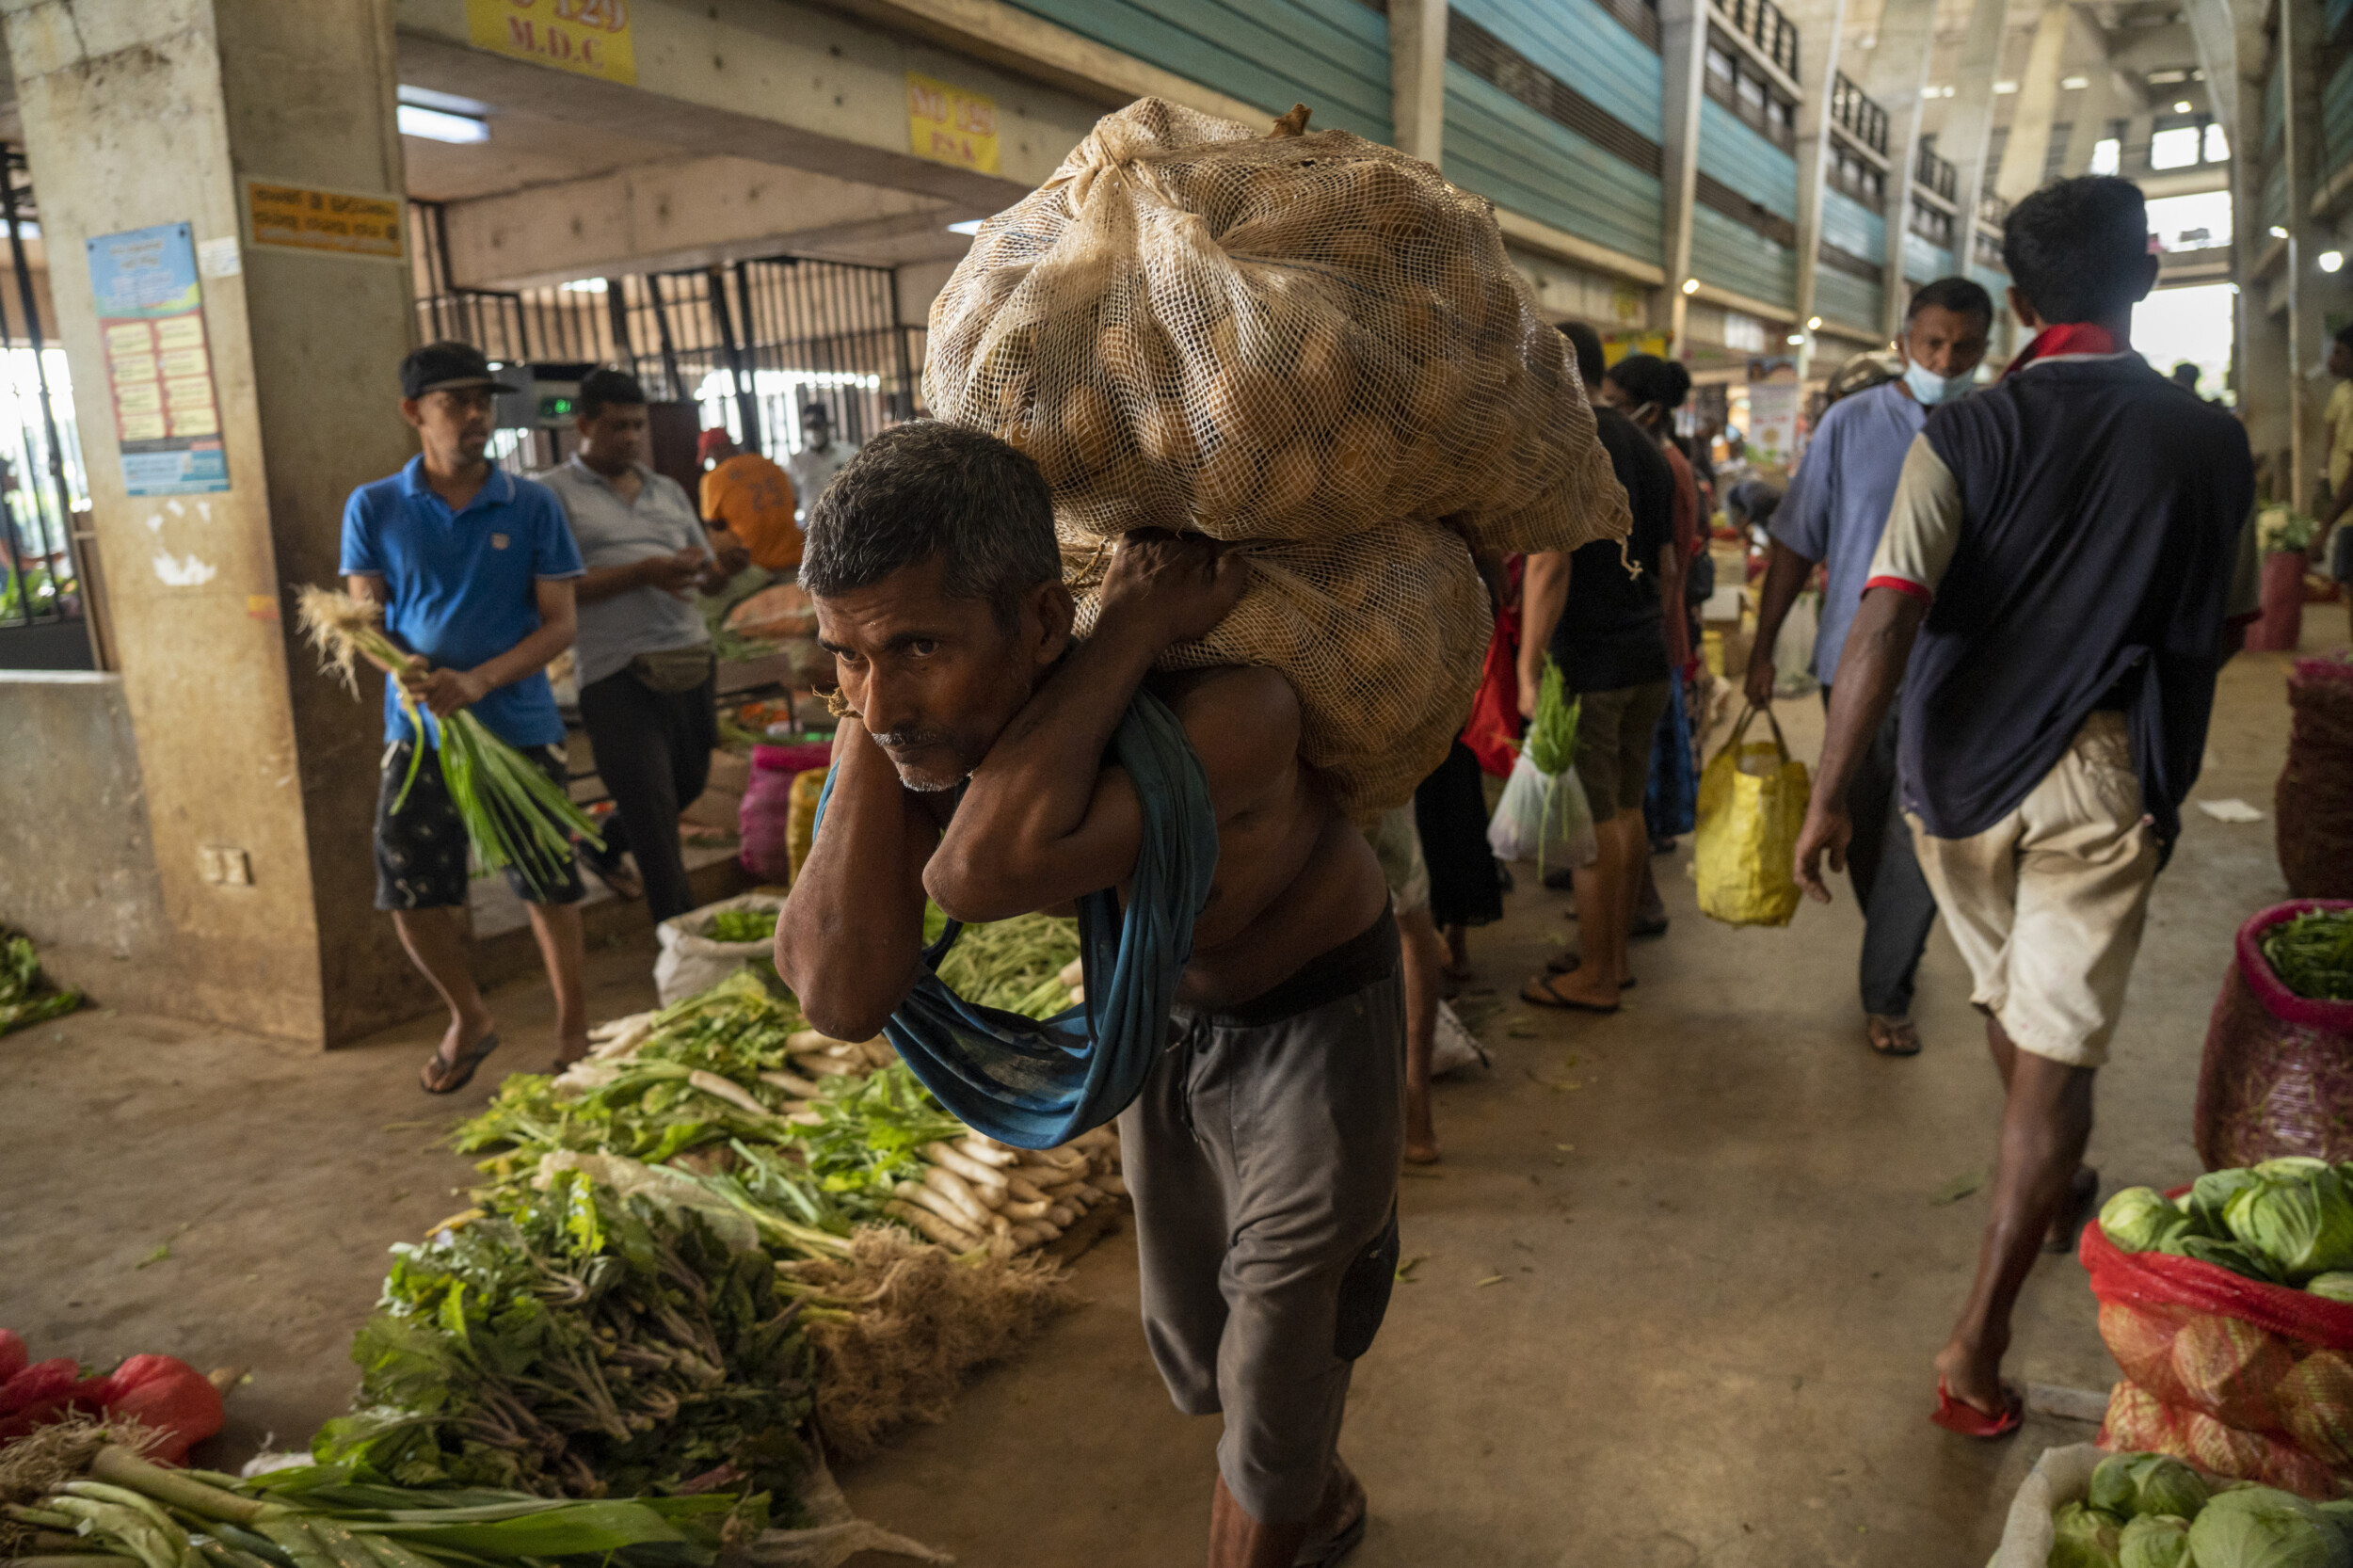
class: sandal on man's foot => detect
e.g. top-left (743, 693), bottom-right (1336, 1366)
top-left (1930, 1378), bottom-right (2023, 1439)
top-left (1292, 1512), bottom-right (1366, 1567)
top-left (2045, 1166), bottom-right (2101, 1255)
top-left (1542, 952), bottom-right (1635, 987)
top-left (421, 1032), bottom-right (500, 1095)
top-left (1865, 1015), bottom-right (1922, 1057)
top-left (1292, 1460), bottom-right (1368, 1568)
top-left (1519, 974), bottom-right (1620, 1015)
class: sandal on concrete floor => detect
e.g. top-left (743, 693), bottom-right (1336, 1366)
top-left (1866, 1015), bottom-right (1922, 1057)
top-left (420, 1032), bottom-right (500, 1095)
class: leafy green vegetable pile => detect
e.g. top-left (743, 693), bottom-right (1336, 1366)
top-left (2102, 1160), bottom-right (2353, 1291)
top-left (2049, 1450), bottom-right (2353, 1567)
top-left (781, 1070), bottom-right (968, 1222)
top-left (2, 927), bottom-right (81, 1036)
top-left (2265, 912), bottom-right (2353, 1002)
top-left (313, 1171), bottom-right (814, 1506)
top-left (931, 913), bottom-right (1080, 1018)
top-left (705, 910), bottom-right (777, 946)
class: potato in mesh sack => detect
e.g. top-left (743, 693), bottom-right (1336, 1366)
top-left (1063, 520), bottom-right (1488, 817)
top-left (926, 97), bottom-right (1629, 557)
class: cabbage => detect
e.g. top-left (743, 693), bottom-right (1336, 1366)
top-left (2309, 1272), bottom-right (2353, 1303)
top-left (2168, 1232), bottom-right (2287, 1283)
top-left (2185, 1485), bottom-right (2352, 1568)
top-left (2227, 1168), bottom-right (2353, 1281)
top-left (2259, 1158), bottom-right (2336, 1181)
top-left (2052, 1501), bottom-right (2125, 1568)
top-left (2194, 1169), bottom-right (2270, 1235)
top-left (2281, 1350), bottom-right (2353, 1466)
top-left (2173, 1315), bottom-right (2296, 1426)
top-left (2119, 1513), bottom-right (2192, 1568)
top-left (2105, 1188), bottom-right (2192, 1253)
top-left (2089, 1453), bottom-right (2210, 1521)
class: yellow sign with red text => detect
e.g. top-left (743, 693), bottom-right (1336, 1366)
top-left (467, 0), bottom-right (635, 86)
top-left (907, 72), bottom-right (1000, 174)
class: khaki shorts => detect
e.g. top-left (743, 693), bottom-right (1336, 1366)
top-left (1573, 680), bottom-right (1673, 815)
top-left (1365, 805), bottom-right (1431, 913)
top-left (1908, 712), bottom-right (2160, 1068)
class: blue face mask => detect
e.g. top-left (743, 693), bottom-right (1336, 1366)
top-left (1903, 359), bottom-right (1977, 407)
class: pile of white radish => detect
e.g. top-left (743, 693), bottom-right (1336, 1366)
top-left (881, 1125), bottom-right (1126, 1255)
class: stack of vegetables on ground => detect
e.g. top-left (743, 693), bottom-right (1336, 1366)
top-left (2042, 1448), bottom-right (2353, 1567)
top-left (0, 1424), bottom-right (760, 1568)
top-left (2089, 1160), bottom-right (2353, 1494)
top-left (1, 929), bottom-right (81, 1037)
top-left (0, 1336), bottom-right (222, 1462)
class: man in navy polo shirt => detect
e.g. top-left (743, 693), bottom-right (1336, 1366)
top-left (1793, 178), bottom-right (2259, 1437)
top-left (341, 341), bottom-right (588, 1094)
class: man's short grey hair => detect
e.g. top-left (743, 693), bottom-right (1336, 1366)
top-left (800, 421), bottom-right (1061, 628)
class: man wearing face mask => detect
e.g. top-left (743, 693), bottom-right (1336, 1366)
top-left (1745, 277), bottom-right (1993, 1060)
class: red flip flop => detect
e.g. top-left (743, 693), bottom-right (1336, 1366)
top-left (1930, 1379), bottom-right (2023, 1438)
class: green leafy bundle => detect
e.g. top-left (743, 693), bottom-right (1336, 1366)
top-left (1524, 657), bottom-right (1579, 778)
top-left (781, 1066), bottom-right (968, 1222)
top-left (1, 926), bottom-right (81, 1036)
top-left (314, 1172), bottom-right (813, 1508)
top-left (2264, 910), bottom-right (2353, 1001)
top-left (705, 910), bottom-right (777, 945)
top-left (296, 586), bottom-right (602, 902)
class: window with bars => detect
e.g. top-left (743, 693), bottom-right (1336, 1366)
top-left (1914, 143), bottom-right (1958, 201)
top-left (0, 147), bottom-right (95, 671)
top-left (1829, 143), bottom-right (1886, 205)
top-left (1715, 0), bottom-right (1800, 80)
top-left (1830, 72), bottom-right (1890, 155)
top-left (1705, 30), bottom-right (1799, 152)
top-left (1909, 198), bottom-right (1956, 248)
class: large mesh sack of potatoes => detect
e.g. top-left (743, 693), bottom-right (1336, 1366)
top-left (1063, 520), bottom-right (1489, 814)
top-left (925, 97), bottom-right (1625, 554)
top-left (929, 98), bottom-right (1628, 813)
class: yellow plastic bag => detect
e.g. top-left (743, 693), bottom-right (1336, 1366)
top-left (785, 768), bottom-right (828, 886)
top-left (1694, 705), bottom-right (1812, 927)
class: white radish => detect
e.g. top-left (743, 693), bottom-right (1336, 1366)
top-left (787, 1028), bottom-right (845, 1053)
top-left (759, 1069), bottom-right (824, 1097)
top-left (888, 1199), bottom-right (979, 1251)
top-left (1007, 1224), bottom-right (1051, 1249)
top-left (787, 1111), bottom-right (824, 1127)
top-left (1047, 1180), bottom-right (1104, 1205)
top-left (1048, 1203), bottom-right (1077, 1227)
top-left (923, 1142), bottom-right (1009, 1196)
top-left (791, 1053), bottom-right (859, 1077)
top-left (895, 1179), bottom-right (982, 1234)
top-left (1000, 1198), bottom-right (1052, 1222)
top-left (1096, 1171), bottom-right (1128, 1197)
top-left (954, 1136), bottom-right (1020, 1168)
top-left (923, 1165), bottom-right (998, 1230)
top-left (1003, 1172), bottom-right (1051, 1205)
top-left (687, 1069), bottom-right (775, 1117)
top-left (1058, 957), bottom-right (1084, 989)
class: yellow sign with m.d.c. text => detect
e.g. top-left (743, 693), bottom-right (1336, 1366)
top-left (468, 0), bottom-right (635, 87)
top-left (907, 72), bottom-right (1000, 175)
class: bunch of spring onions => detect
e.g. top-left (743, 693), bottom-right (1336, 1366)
top-left (296, 588), bottom-right (600, 901)
top-left (2, 1443), bottom-right (750, 1568)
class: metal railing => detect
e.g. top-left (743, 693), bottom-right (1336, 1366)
top-left (1830, 72), bottom-right (1889, 155)
top-left (408, 200), bottom-right (918, 461)
top-left (1909, 197), bottom-right (1956, 248)
top-left (1977, 191), bottom-right (2011, 228)
top-left (1915, 144), bottom-right (1958, 201)
top-left (0, 146), bottom-right (93, 669)
top-left (1719, 0), bottom-right (1800, 79)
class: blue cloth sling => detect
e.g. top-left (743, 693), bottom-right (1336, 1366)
top-left (809, 688), bottom-right (1219, 1149)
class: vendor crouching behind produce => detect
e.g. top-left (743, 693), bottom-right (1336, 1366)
top-left (776, 422), bottom-right (1400, 1568)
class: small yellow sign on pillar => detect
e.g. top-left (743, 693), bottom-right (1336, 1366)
top-left (245, 181), bottom-right (406, 260)
top-left (907, 72), bottom-right (1000, 174)
top-left (467, 0), bottom-right (636, 86)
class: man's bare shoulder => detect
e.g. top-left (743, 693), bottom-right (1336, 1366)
top-left (1149, 666), bottom-right (1304, 785)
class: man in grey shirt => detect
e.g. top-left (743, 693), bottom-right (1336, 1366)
top-left (539, 368), bottom-right (744, 921)
top-left (786, 401), bottom-right (859, 522)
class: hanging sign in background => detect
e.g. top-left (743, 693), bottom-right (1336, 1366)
top-left (468, 0), bottom-right (635, 86)
top-left (87, 222), bottom-right (228, 497)
top-left (907, 72), bottom-right (1000, 174)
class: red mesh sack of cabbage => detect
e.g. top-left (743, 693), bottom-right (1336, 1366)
top-left (2085, 1218), bottom-right (2353, 1496)
top-left (2194, 901), bottom-right (2353, 1170)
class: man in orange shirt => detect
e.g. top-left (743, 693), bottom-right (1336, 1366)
top-left (696, 429), bottom-right (801, 571)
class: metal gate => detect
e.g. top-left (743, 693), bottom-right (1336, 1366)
top-left (0, 146), bottom-right (98, 670)
top-left (408, 200), bottom-right (917, 462)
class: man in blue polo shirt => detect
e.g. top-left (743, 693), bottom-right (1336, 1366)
top-left (341, 341), bottom-right (588, 1095)
top-left (1794, 178), bottom-right (2258, 1438)
top-left (1747, 277), bottom-right (1993, 1058)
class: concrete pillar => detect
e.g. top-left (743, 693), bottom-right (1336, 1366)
top-left (3, 0), bottom-right (425, 1042)
top-left (1657, 0), bottom-right (1712, 351)
top-left (1864, 0), bottom-right (1939, 336)
top-left (1942, 0), bottom-right (2010, 261)
top-left (1387, 0), bottom-right (1449, 164)
top-left (2062, 69), bottom-right (2121, 177)
top-left (2280, 0), bottom-right (2329, 502)
top-left (1785, 0), bottom-right (1854, 376)
top-left (1994, 4), bottom-right (2072, 201)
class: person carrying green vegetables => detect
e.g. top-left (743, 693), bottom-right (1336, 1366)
top-left (776, 421), bottom-right (1401, 1568)
top-left (341, 342), bottom-right (589, 1094)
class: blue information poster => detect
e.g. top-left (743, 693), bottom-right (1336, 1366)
top-left (87, 222), bottom-right (229, 496)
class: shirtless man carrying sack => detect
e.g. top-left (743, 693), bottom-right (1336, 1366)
top-left (776, 421), bottom-right (1399, 1568)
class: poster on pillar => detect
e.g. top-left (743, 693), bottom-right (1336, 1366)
top-left (1745, 381), bottom-right (1801, 469)
top-left (87, 222), bottom-right (229, 498)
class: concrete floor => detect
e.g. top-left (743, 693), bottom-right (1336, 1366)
top-left (0, 629), bottom-right (2332, 1567)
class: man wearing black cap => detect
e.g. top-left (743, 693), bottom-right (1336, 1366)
top-left (340, 341), bottom-right (589, 1094)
